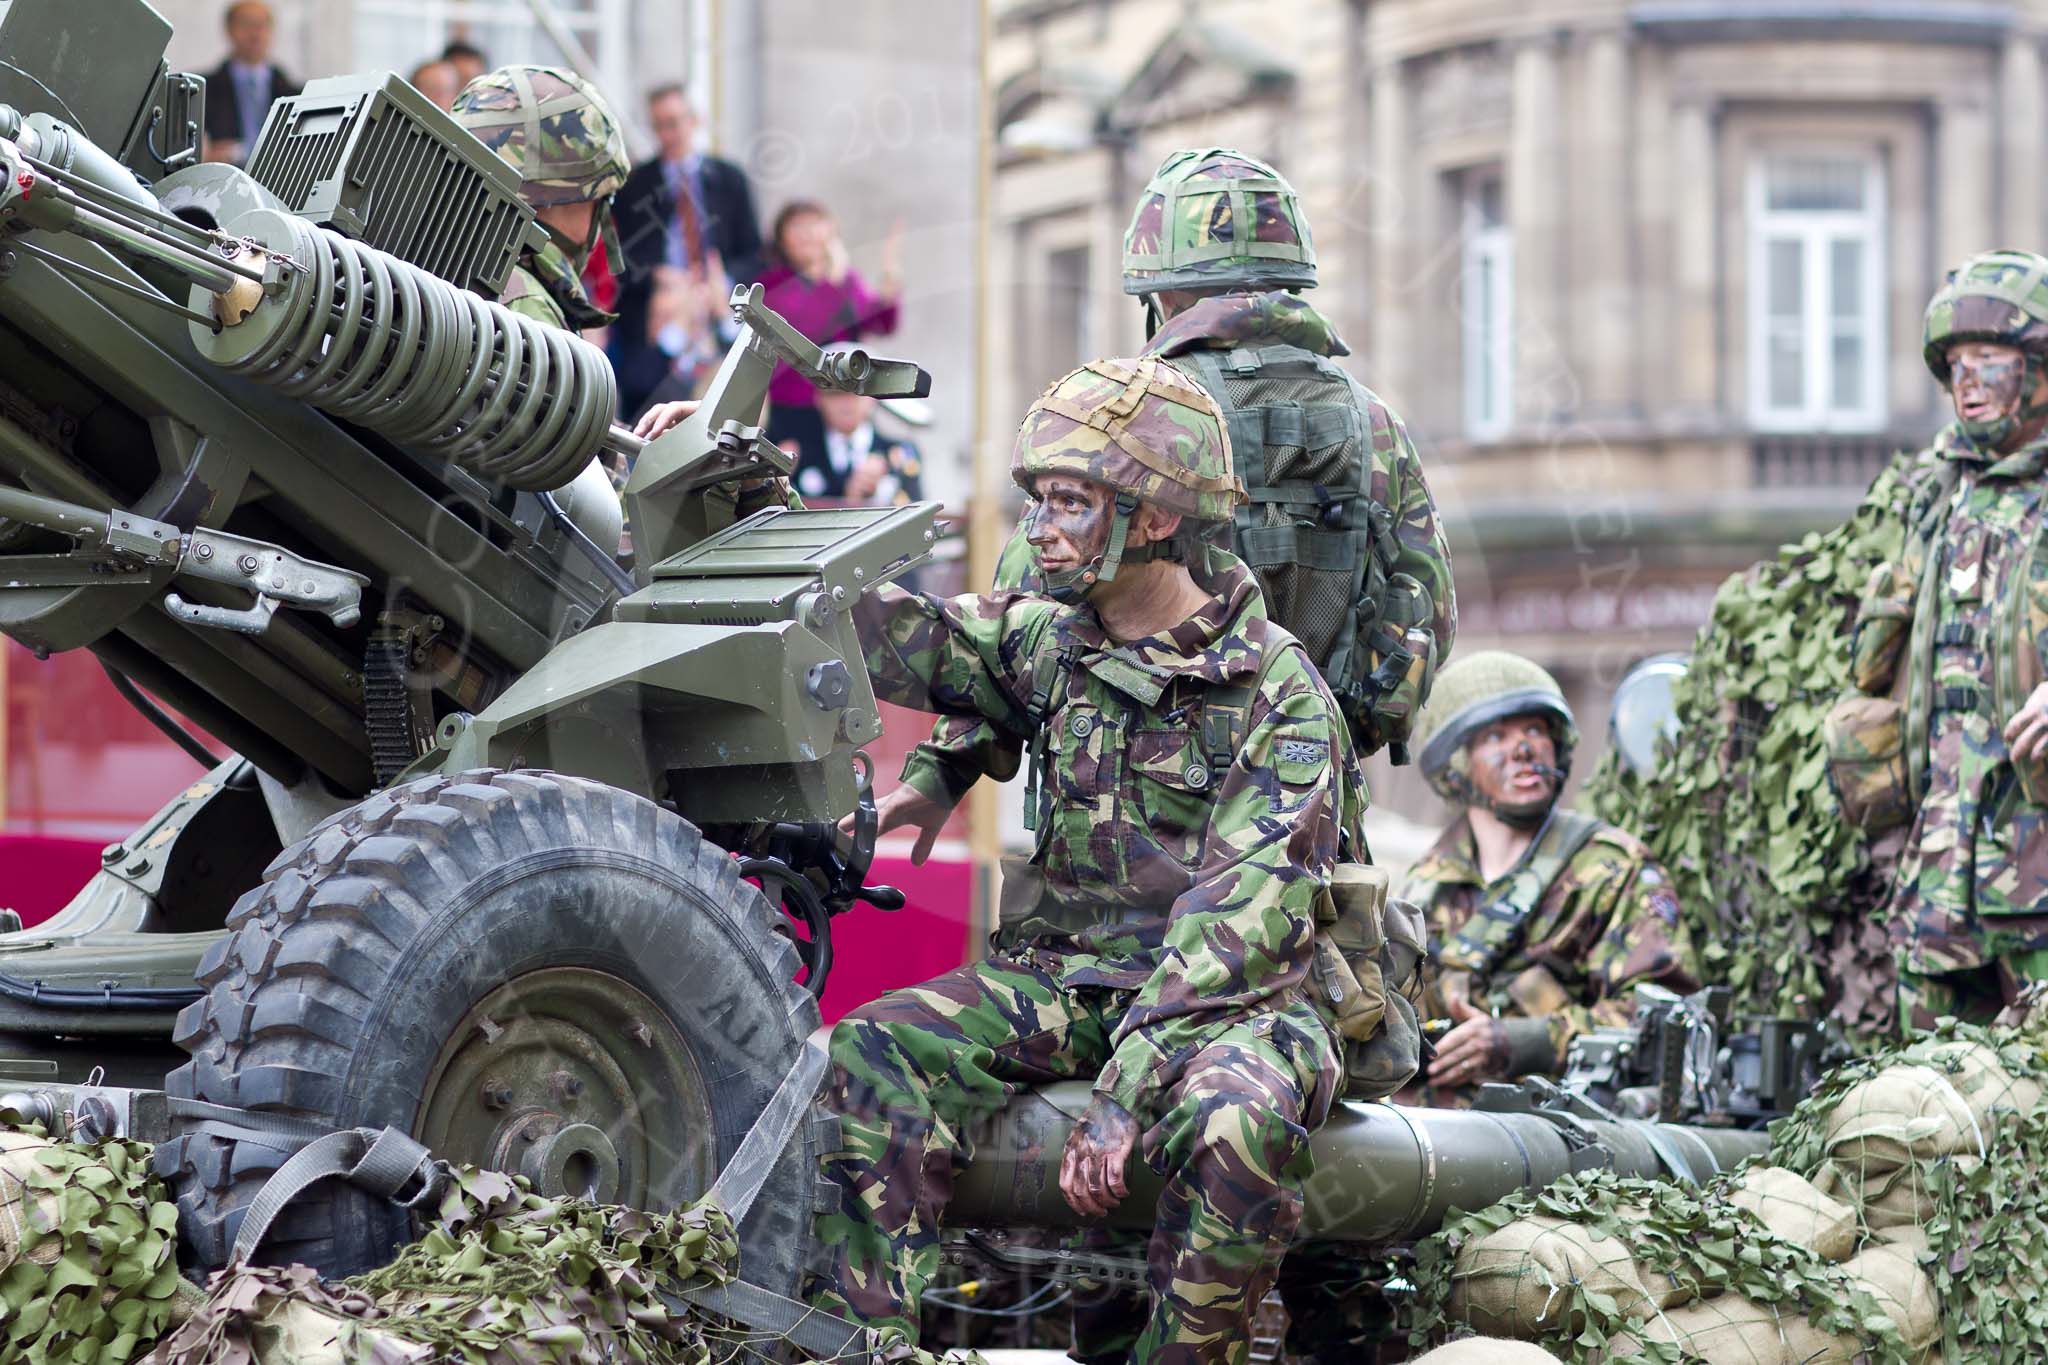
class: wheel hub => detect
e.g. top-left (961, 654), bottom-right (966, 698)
top-left (415, 967), bottom-right (715, 1207)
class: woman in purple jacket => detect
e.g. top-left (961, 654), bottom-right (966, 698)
top-left (758, 200), bottom-right (903, 469)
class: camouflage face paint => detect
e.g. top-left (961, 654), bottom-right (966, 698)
top-left (1465, 715), bottom-right (1558, 826)
top-left (1026, 475), bottom-right (1114, 573)
top-left (1949, 349), bottom-right (2027, 424)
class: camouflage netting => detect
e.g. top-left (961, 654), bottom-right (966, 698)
top-left (147, 1166), bottom-right (981, 1365)
top-left (1407, 1019), bottom-right (2048, 1362)
top-left (150, 1168), bottom-right (744, 1365)
top-left (0, 1121), bottom-right (976, 1365)
top-left (1583, 450), bottom-right (1935, 1044)
top-left (0, 1126), bottom-right (189, 1365)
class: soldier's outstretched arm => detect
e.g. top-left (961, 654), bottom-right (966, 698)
top-left (851, 583), bottom-right (1058, 734)
top-left (1092, 653), bottom-right (1344, 1116)
top-left (898, 515), bottom-right (1040, 804)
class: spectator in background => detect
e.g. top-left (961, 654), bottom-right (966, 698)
top-left (759, 202), bottom-right (903, 473)
top-left (633, 260), bottom-right (731, 413)
top-left (611, 83), bottom-right (763, 418)
top-left (798, 382), bottom-right (925, 506)
top-left (409, 58), bottom-right (460, 112)
top-left (442, 40), bottom-right (488, 90)
top-left (202, 1), bottom-right (301, 166)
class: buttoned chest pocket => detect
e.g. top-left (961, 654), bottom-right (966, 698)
top-left (1052, 704), bottom-right (1116, 801)
top-left (1125, 730), bottom-right (1212, 870)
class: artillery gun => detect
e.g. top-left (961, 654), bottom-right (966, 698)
top-left (0, 0), bottom-right (1771, 1329)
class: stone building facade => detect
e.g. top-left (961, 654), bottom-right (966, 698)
top-left (993, 0), bottom-right (2039, 831)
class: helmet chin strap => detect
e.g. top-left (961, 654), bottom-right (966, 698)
top-left (1041, 494), bottom-right (1185, 605)
top-left (1485, 793), bottom-right (1554, 830)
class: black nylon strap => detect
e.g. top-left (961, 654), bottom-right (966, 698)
top-left (1934, 622), bottom-right (1979, 647)
top-left (1935, 685), bottom-right (1982, 712)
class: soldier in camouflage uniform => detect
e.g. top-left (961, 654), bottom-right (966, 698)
top-left (1401, 652), bottom-right (1699, 1103)
top-left (1832, 251), bottom-right (2048, 1031)
top-left (873, 147), bottom-right (1454, 866)
top-left (809, 356), bottom-right (1363, 1365)
top-left (453, 65), bottom-right (627, 332)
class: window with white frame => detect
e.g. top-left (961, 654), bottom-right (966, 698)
top-left (1461, 170), bottom-right (1513, 441)
top-left (356, 0), bottom-right (632, 109)
top-left (1748, 152), bottom-right (1887, 431)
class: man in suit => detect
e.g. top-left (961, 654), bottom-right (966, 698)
top-left (796, 387), bottom-right (925, 506)
top-left (202, 1), bottom-right (301, 166)
top-left (609, 83), bottom-right (763, 418)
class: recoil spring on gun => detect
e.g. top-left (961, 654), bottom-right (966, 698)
top-left (192, 207), bottom-right (617, 491)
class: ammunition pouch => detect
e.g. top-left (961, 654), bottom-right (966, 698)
top-left (1848, 563), bottom-right (1914, 694)
top-left (1310, 864), bottom-right (1425, 1100)
top-left (1823, 693), bottom-right (1913, 830)
top-left (995, 853), bottom-right (1054, 946)
top-left (1351, 574), bottom-right (1436, 761)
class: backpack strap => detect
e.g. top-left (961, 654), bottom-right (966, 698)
top-left (1436, 809), bottom-right (1606, 980)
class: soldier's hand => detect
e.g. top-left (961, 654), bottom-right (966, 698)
top-left (2005, 682), bottom-right (2048, 765)
top-left (1060, 1095), bottom-right (1138, 1218)
top-left (633, 400), bottom-right (701, 441)
top-left (1427, 1010), bottom-right (1510, 1089)
top-left (840, 784), bottom-right (951, 866)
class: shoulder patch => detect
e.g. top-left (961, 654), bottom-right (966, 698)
top-left (1278, 737), bottom-right (1327, 767)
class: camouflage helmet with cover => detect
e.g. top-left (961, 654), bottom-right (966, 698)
top-left (1922, 249), bottom-right (2048, 449)
top-left (1011, 356), bottom-right (1242, 601)
top-left (1121, 147), bottom-right (1317, 297)
top-left (1417, 651), bottom-right (1579, 816)
top-left (452, 65), bottom-right (630, 209)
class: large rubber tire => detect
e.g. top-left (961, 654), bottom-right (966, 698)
top-left (158, 769), bottom-right (835, 1287)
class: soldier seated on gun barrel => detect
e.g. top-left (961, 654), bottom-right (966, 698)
top-left (1401, 651), bottom-right (1702, 1105)
top-left (644, 356), bottom-right (1367, 1365)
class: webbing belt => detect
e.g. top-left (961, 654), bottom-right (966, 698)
top-left (671, 1279), bottom-right (869, 1360)
top-left (231, 1125), bottom-right (445, 1263)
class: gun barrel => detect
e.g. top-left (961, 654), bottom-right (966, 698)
top-left (947, 1082), bottom-right (1769, 1243)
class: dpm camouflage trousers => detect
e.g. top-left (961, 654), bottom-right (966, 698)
top-left (806, 953), bottom-right (1330, 1365)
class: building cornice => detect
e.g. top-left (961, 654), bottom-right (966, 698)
top-left (1630, 1), bottom-right (2013, 45)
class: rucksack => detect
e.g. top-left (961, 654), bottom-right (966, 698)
top-left (1168, 342), bottom-right (1435, 759)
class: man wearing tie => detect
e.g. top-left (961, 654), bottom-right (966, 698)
top-left (202, 2), bottom-right (301, 167)
top-left (610, 83), bottom-right (763, 417)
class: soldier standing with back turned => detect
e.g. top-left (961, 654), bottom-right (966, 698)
top-left (872, 148), bottom-right (1455, 864)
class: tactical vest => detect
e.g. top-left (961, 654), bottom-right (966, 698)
top-left (1431, 809), bottom-right (1605, 980)
top-left (1166, 344), bottom-right (1424, 754)
top-left (1018, 616), bottom-right (1291, 860)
